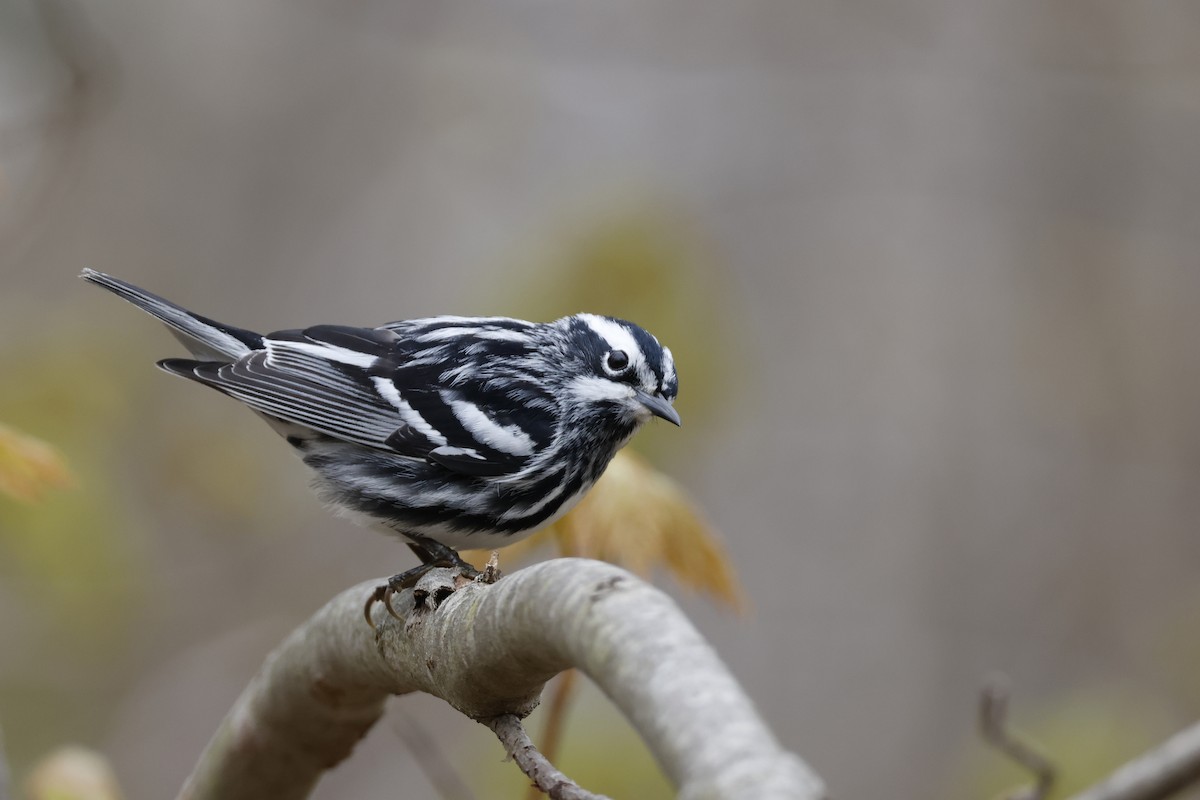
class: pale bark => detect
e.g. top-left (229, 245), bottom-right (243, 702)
top-left (1065, 720), bottom-right (1200, 800)
top-left (178, 558), bottom-right (825, 800)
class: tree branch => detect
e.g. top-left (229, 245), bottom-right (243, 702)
top-left (529, 668), bottom-right (579, 800)
top-left (1065, 720), bottom-right (1200, 800)
top-left (979, 676), bottom-right (1055, 800)
top-left (483, 714), bottom-right (608, 800)
top-left (178, 558), bottom-right (824, 800)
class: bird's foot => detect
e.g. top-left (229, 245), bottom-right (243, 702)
top-left (364, 549), bottom-right (482, 628)
top-left (415, 538), bottom-right (481, 581)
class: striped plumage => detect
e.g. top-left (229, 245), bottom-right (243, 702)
top-left (81, 270), bottom-right (680, 565)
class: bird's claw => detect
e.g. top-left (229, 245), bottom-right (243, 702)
top-left (383, 586), bottom-right (404, 620)
top-left (364, 554), bottom-right (486, 628)
top-left (364, 581), bottom-right (408, 629)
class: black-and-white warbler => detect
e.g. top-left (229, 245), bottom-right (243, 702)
top-left (82, 269), bottom-right (680, 618)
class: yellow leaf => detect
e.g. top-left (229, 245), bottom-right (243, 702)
top-left (0, 423), bottom-right (72, 503)
top-left (466, 450), bottom-right (743, 610)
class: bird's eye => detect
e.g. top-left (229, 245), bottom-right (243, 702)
top-left (604, 350), bottom-right (630, 374)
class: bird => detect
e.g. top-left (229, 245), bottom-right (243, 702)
top-left (81, 269), bottom-right (680, 621)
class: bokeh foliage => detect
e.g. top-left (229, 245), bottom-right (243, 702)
top-left (0, 333), bottom-right (144, 633)
top-left (0, 329), bottom-right (147, 772)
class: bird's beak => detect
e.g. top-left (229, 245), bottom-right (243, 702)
top-left (635, 390), bottom-right (682, 426)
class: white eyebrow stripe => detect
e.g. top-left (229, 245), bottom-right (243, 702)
top-left (444, 394), bottom-right (536, 456)
top-left (372, 377), bottom-right (448, 446)
top-left (579, 314), bottom-right (645, 362)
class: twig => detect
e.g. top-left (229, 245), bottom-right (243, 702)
top-left (980, 675), bottom-right (1056, 800)
top-left (526, 670), bottom-right (579, 800)
top-left (390, 710), bottom-right (478, 800)
top-left (1065, 719), bottom-right (1200, 800)
top-left (484, 714), bottom-right (608, 800)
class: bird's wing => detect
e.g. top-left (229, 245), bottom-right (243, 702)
top-left (159, 324), bottom-right (550, 478)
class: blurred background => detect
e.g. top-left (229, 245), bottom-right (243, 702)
top-left (2, 2), bottom-right (1200, 798)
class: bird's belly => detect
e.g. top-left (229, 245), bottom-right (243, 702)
top-left (312, 461), bottom-right (593, 551)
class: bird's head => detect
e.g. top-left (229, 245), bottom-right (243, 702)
top-left (554, 313), bottom-right (680, 429)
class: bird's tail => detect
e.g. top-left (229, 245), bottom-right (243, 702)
top-left (80, 269), bottom-right (262, 360)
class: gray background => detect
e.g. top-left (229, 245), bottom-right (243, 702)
top-left (2, 2), bottom-right (1199, 798)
